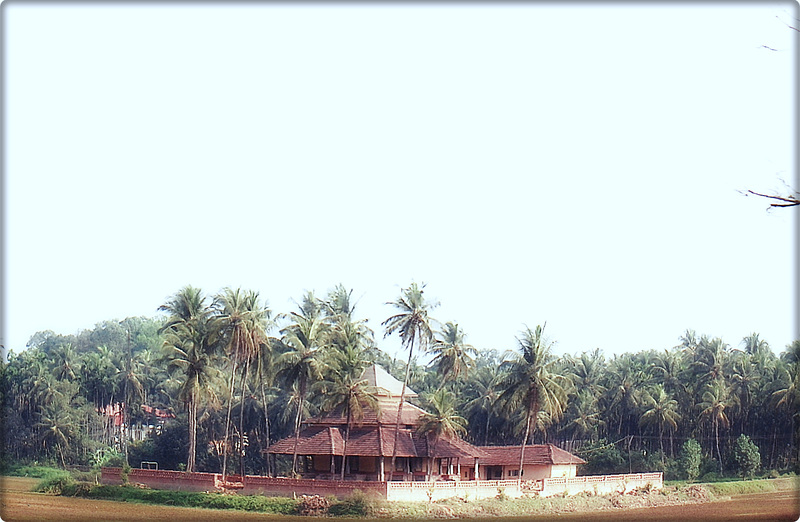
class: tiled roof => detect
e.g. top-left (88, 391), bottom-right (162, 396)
top-left (477, 444), bottom-right (586, 466)
top-left (266, 426), bottom-right (487, 459)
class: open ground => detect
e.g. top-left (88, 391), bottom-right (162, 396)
top-left (2, 476), bottom-right (799, 522)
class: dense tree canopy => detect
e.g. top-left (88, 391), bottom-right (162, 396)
top-left (1, 285), bottom-right (798, 480)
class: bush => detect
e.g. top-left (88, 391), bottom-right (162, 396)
top-left (679, 439), bottom-right (703, 482)
top-left (7, 464), bottom-right (66, 479)
top-left (34, 474), bottom-right (74, 495)
top-left (732, 434), bottom-right (761, 478)
top-left (577, 439), bottom-right (627, 475)
top-left (329, 489), bottom-right (375, 517)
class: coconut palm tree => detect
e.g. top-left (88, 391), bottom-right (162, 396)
top-left (638, 384), bottom-right (681, 462)
top-left (464, 362), bottom-right (503, 445)
top-left (429, 322), bottom-right (476, 384)
top-left (37, 404), bottom-right (73, 468)
top-left (566, 348), bottom-right (606, 399)
top-left (277, 297), bottom-right (329, 475)
top-left (699, 380), bottom-right (736, 473)
top-left (382, 282), bottom-right (438, 480)
top-left (209, 287), bottom-right (269, 480)
top-left (497, 324), bottom-right (568, 480)
top-left (417, 388), bottom-right (467, 479)
top-left (563, 389), bottom-right (605, 443)
top-left (773, 342), bottom-right (800, 465)
top-left (314, 344), bottom-right (379, 479)
top-left (159, 286), bottom-right (214, 473)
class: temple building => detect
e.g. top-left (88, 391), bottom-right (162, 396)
top-left (265, 364), bottom-right (585, 481)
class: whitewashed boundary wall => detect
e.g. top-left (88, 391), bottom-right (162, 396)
top-left (386, 472), bottom-right (663, 501)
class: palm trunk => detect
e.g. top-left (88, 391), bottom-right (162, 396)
top-left (389, 341), bottom-right (414, 482)
top-left (237, 358), bottom-right (251, 476)
top-left (187, 391), bottom-right (197, 472)
top-left (292, 378), bottom-right (307, 475)
top-left (222, 358), bottom-right (238, 482)
top-left (260, 381), bottom-right (271, 477)
top-left (518, 407), bottom-right (533, 482)
top-left (714, 419), bottom-right (722, 474)
top-left (341, 407), bottom-right (352, 480)
top-left (484, 411), bottom-right (492, 446)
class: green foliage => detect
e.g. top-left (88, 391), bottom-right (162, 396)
top-left (92, 447), bottom-right (125, 469)
top-left (577, 439), bottom-right (626, 475)
top-left (34, 472), bottom-right (73, 494)
top-left (3, 290), bottom-right (799, 479)
top-left (72, 484), bottom-right (299, 514)
top-left (5, 464), bottom-right (66, 478)
top-left (680, 439), bottom-right (703, 482)
top-left (732, 434), bottom-right (761, 478)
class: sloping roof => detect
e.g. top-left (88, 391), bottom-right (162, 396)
top-left (265, 426), bottom-right (346, 456)
top-left (477, 444), bottom-right (586, 466)
top-left (360, 364), bottom-right (417, 398)
top-left (265, 426), bottom-right (487, 459)
top-left (266, 426), bottom-right (420, 457)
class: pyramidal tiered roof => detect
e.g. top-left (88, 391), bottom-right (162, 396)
top-left (361, 364), bottom-right (417, 398)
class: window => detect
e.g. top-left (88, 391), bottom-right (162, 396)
top-left (508, 469), bottom-right (519, 477)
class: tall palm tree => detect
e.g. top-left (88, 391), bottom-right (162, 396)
top-left (159, 286), bottom-right (213, 473)
top-left (209, 287), bottom-right (269, 480)
top-left (566, 348), bottom-right (606, 399)
top-left (689, 336), bottom-right (730, 392)
top-left (254, 336), bottom-right (278, 476)
top-left (638, 384), bottom-right (681, 462)
top-left (464, 363), bottom-right (503, 445)
top-left (382, 282), bottom-right (437, 480)
top-left (37, 405), bottom-right (73, 469)
top-left (699, 381), bottom-right (735, 473)
top-left (314, 344), bottom-right (379, 479)
top-left (52, 343), bottom-right (79, 382)
top-left (773, 343), bottom-right (800, 465)
top-left (276, 297), bottom-right (329, 475)
top-left (563, 389), bottom-right (605, 443)
top-left (429, 322), bottom-right (476, 384)
top-left (417, 388), bottom-right (467, 479)
top-left (604, 353), bottom-right (647, 439)
top-left (497, 324), bottom-right (568, 480)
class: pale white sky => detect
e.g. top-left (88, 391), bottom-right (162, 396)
top-left (2, 2), bottom-right (797, 360)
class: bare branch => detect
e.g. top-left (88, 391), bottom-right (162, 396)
top-left (746, 190), bottom-right (800, 208)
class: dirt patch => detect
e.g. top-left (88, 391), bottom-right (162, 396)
top-left (0, 477), bottom-right (306, 522)
top-left (2, 476), bottom-right (798, 521)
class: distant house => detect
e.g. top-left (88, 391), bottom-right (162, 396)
top-left (265, 364), bottom-right (584, 482)
top-left (475, 444), bottom-right (586, 481)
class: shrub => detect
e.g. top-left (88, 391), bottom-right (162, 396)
top-left (679, 439), bottom-right (702, 482)
top-left (732, 434), bottom-right (761, 478)
top-left (34, 474), bottom-right (74, 495)
top-left (577, 439), bottom-right (626, 475)
top-left (329, 490), bottom-right (376, 517)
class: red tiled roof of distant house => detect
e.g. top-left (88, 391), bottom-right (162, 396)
top-left (477, 444), bottom-right (586, 466)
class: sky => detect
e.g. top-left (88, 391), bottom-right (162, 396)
top-left (2, 2), bottom-right (797, 361)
